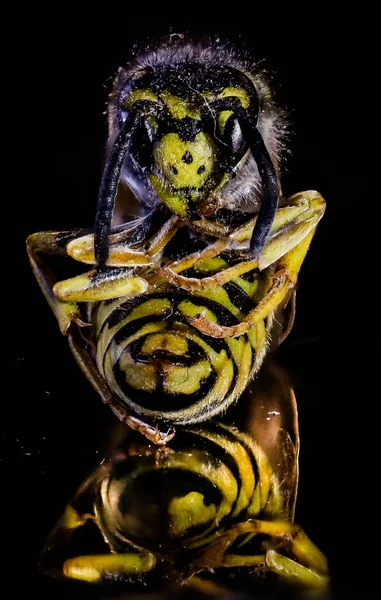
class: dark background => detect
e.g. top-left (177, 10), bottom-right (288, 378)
top-left (6, 9), bottom-right (373, 599)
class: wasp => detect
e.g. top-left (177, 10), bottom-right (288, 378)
top-left (27, 36), bottom-right (325, 443)
top-left (39, 362), bottom-right (329, 594)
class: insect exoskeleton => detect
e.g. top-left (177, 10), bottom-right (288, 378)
top-left (92, 252), bottom-right (270, 427)
top-left (27, 35), bottom-right (326, 442)
top-left (94, 35), bottom-right (288, 268)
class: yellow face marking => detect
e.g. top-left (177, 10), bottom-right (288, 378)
top-left (123, 89), bottom-right (159, 108)
top-left (216, 87), bottom-right (250, 133)
top-left (218, 87), bottom-right (250, 109)
top-left (154, 132), bottom-right (216, 190)
top-left (149, 174), bottom-right (188, 216)
top-left (161, 92), bottom-right (201, 119)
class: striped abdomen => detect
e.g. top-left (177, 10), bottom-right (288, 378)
top-left (96, 424), bottom-right (280, 553)
top-left (93, 264), bottom-right (269, 425)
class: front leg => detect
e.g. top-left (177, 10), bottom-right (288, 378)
top-left (185, 191), bottom-right (326, 338)
top-left (27, 229), bottom-right (174, 445)
top-left (51, 214), bottom-right (183, 302)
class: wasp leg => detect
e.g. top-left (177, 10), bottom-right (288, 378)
top-left (191, 519), bottom-right (328, 588)
top-left (62, 552), bottom-right (156, 583)
top-left (40, 503), bottom-right (156, 583)
top-left (66, 214), bottom-right (183, 266)
top-left (160, 191), bottom-right (324, 294)
top-left (53, 215), bottom-right (184, 302)
top-left (152, 215), bottom-right (259, 287)
top-left (53, 268), bottom-right (149, 302)
top-left (26, 230), bottom-right (88, 334)
top-left (185, 193), bottom-right (325, 338)
top-left (68, 326), bottom-right (175, 445)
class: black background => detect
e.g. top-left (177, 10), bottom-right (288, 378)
top-left (6, 9), bottom-right (374, 599)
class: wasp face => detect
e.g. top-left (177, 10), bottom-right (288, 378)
top-left (153, 131), bottom-right (217, 191)
top-left (94, 39), bottom-right (286, 273)
top-left (111, 59), bottom-right (266, 218)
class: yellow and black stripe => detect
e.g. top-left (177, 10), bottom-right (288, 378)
top-left (91, 254), bottom-right (270, 425)
top-left (95, 423), bottom-right (279, 554)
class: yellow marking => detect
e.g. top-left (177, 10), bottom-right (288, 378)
top-left (96, 299), bottom-right (171, 368)
top-left (119, 354), bottom-right (158, 392)
top-left (124, 89), bottom-right (158, 108)
top-left (195, 257), bottom-right (229, 272)
top-left (218, 87), bottom-right (250, 108)
top-left (197, 428), bottom-right (254, 518)
top-left (149, 174), bottom-right (188, 216)
top-left (166, 451), bottom-right (237, 526)
top-left (218, 110), bottom-right (234, 133)
top-left (178, 300), bottom-right (217, 323)
top-left (225, 339), bottom-right (252, 402)
top-left (194, 286), bottom-right (243, 318)
top-left (60, 505), bottom-right (92, 529)
top-left (153, 132), bottom-right (216, 190)
top-left (161, 92), bottom-right (200, 118)
top-left (165, 360), bottom-right (211, 394)
top-left (141, 333), bottom-right (188, 355)
top-left (168, 492), bottom-right (216, 537)
top-left (232, 275), bottom-right (260, 298)
top-left (193, 358), bottom-right (234, 413)
top-left (100, 321), bottom-right (167, 378)
top-left (236, 435), bottom-right (275, 516)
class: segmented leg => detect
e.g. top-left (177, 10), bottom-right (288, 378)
top-left (66, 214), bottom-right (183, 266)
top-left (63, 553), bottom-right (156, 582)
top-left (183, 194), bottom-right (325, 338)
top-left (27, 231), bottom-right (175, 444)
top-left (160, 192), bottom-right (324, 293)
top-left (40, 503), bottom-right (156, 583)
top-left (191, 519), bottom-right (328, 588)
top-left (68, 327), bottom-right (175, 445)
top-left (53, 215), bottom-right (184, 302)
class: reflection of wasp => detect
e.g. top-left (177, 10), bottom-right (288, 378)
top-left (27, 37), bottom-right (325, 443)
top-left (40, 363), bottom-right (329, 594)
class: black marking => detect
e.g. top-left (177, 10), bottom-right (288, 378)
top-left (164, 226), bottom-right (208, 261)
top-left (170, 165), bottom-right (178, 175)
top-left (106, 293), bottom-right (241, 345)
top-left (207, 208), bottom-right (253, 225)
top-left (125, 64), bottom-right (258, 115)
top-left (182, 151), bottom-right (193, 164)
top-left (197, 165), bottom-right (205, 174)
top-left (130, 337), bottom-right (207, 366)
top-left (223, 281), bottom-right (255, 313)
